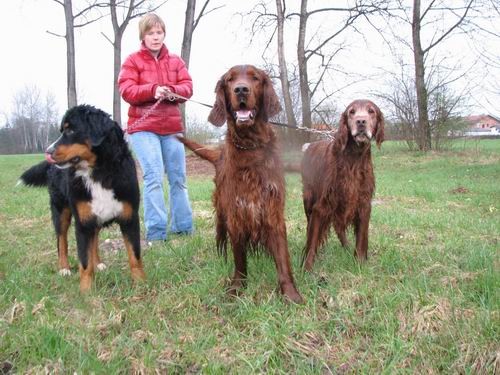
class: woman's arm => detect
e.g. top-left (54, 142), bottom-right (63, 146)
top-left (118, 56), bottom-right (158, 105)
top-left (167, 57), bottom-right (193, 102)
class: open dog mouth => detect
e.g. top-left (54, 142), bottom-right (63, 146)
top-left (353, 132), bottom-right (371, 144)
top-left (233, 109), bottom-right (256, 124)
top-left (45, 152), bottom-right (81, 168)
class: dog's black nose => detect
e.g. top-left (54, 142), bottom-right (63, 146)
top-left (234, 85), bottom-right (250, 95)
top-left (356, 119), bottom-right (367, 127)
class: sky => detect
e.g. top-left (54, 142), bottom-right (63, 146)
top-left (1, 0), bottom-right (499, 127)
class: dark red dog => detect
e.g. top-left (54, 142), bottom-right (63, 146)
top-left (301, 99), bottom-right (384, 270)
top-left (179, 65), bottom-right (303, 303)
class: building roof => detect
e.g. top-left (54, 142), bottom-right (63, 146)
top-left (464, 114), bottom-right (500, 126)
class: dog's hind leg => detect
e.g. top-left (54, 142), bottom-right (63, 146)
top-left (91, 228), bottom-right (106, 272)
top-left (334, 225), bottom-right (349, 248)
top-left (302, 207), bottom-right (331, 271)
top-left (303, 191), bottom-right (314, 226)
top-left (52, 204), bottom-right (72, 276)
top-left (119, 215), bottom-right (146, 283)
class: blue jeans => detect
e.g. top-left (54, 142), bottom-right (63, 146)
top-left (129, 132), bottom-right (193, 241)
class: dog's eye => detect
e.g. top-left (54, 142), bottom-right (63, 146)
top-left (368, 108), bottom-right (375, 114)
top-left (252, 76), bottom-right (260, 81)
top-left (349, 109), bottom-right (355, 115)
top-left (64, 129), bottom-right (74, 136)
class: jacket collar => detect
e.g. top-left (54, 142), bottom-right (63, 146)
top-left (140, 41), bottom-right (168, 60)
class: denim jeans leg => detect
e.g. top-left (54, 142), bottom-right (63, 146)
top-left (129, 132), bottom-right (168, 241)
top-left (161, 134), bottom-right (194, 234)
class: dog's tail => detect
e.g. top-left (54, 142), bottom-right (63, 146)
top-left (177, 136), bottom-right (220, 165)
top-left (18, 161), bottom-right (51, 187)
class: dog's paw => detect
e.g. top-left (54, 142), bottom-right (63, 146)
top-left (96, 263), bottom-right (107, 272)
top-left (59, 268), bottom-right (71, 276)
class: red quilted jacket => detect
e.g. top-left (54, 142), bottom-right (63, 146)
top-left (118, 43), bottom-right (193, 135)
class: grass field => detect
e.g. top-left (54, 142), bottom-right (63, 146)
top-left (0, 139), bottom-right (499, 373)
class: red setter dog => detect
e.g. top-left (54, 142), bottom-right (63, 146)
top-left (301, 99), bottom-right (384, 270)
top-left (179, 65), bottom-right (303, 303)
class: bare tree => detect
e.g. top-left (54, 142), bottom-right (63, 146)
top-left (248, 1), bottom-right (297, 127)
top-left (48, 0), bottom-right (107, 108)
top-left (249, 1), bottom-right (389, 129)
top-left (378, 59), bottom-right (468, 150)
top-left (296, 0), bottom-right (312, 128)
top-left (10, 85), bottom-right (59, 153)
top-left (180, 0), bottom-right (223, 67)
top-left (378, 63), bottom-right (419, 149)
top-left (101, 0), bottom-right (167, 123)
top-left (410, 0), bottom-right (480, 150)
top-left (295, 1), bottom-right (390, 128)
top-left (179, 0), bottom-right (221, 126)
top-left (369, 0), bottom-right (499, 150)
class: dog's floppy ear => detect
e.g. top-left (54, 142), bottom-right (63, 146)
top-left (374, 103), bottom-right (385, 148)
top-left (338, 108), bottom-right (349, 151)
top-left (87, 108), bottom-right (116, 146)
top-left (208, 76), bottom-right (227, 127)
top-left (262, 72), bottom-right (281, 121)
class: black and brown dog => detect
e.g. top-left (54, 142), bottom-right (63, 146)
top-left (19, 105), bottom-right (145, 292)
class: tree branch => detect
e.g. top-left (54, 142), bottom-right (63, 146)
top-left (46, 30), bottom-right (65, 38)
top-left (423, 0), bottom-right (475, 54)
top-left (101, 31), bottom-right (114, 45)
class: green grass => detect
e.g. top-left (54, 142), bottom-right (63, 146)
top-left (1, 140), bottom-right (499, 373)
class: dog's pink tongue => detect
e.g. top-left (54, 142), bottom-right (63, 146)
top-left (45, 153), bottom-right (56, 164)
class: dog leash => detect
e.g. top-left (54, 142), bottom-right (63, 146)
top-left (127, 92), bottom-right (336, 140)
top-left (127, 93), bottom-right (213, 132)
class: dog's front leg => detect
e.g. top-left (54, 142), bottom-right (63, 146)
top-left (267, 226), bottom-right (304, 304)
top-left (75, 226), bottom-right (97, 293)
top-left (354, 206), bottom-right (371, 261)
top-left (227, 236), bottom-right (247, 296)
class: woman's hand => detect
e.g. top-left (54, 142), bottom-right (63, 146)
top-left (154, 86), bottom-right (175, 101)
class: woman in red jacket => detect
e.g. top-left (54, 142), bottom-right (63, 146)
top-left (119, 13), bottom-right (193, 243)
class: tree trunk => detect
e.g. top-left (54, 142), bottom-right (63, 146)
top-left (412, 0), bottom-right (431, 151)
top-left (113, 33), bottom-right (123, 124)
top-left (180, 0), bottom-right (196, 129)
top-left (275, 0), bottom-right (297, 127)
top-left (181, 0), bottom-right (196, 69)
top-left (64, 0), bottom-right (77, 108)
top-left (297, 0), bottom-right (311, 128)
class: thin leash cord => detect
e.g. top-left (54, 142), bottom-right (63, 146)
top-left (127, 92), bottom-right (335, 140)
top-left (268, 121), bottom-right (336, 140)
top-left (127, 97), bottom-right (165, 132)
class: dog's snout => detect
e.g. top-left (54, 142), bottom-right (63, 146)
top-left (356, 118), bottom-right (367, 127)
top-left (45, 144), bottom-right (55, 155)
top-left (234, 85), bottom-right (250, 96)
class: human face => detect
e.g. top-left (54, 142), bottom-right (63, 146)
top-left (143, 24), bottom-right (165, 55)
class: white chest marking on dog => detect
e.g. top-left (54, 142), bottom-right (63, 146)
top-left (76, 170), bottom-right (123, 224)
